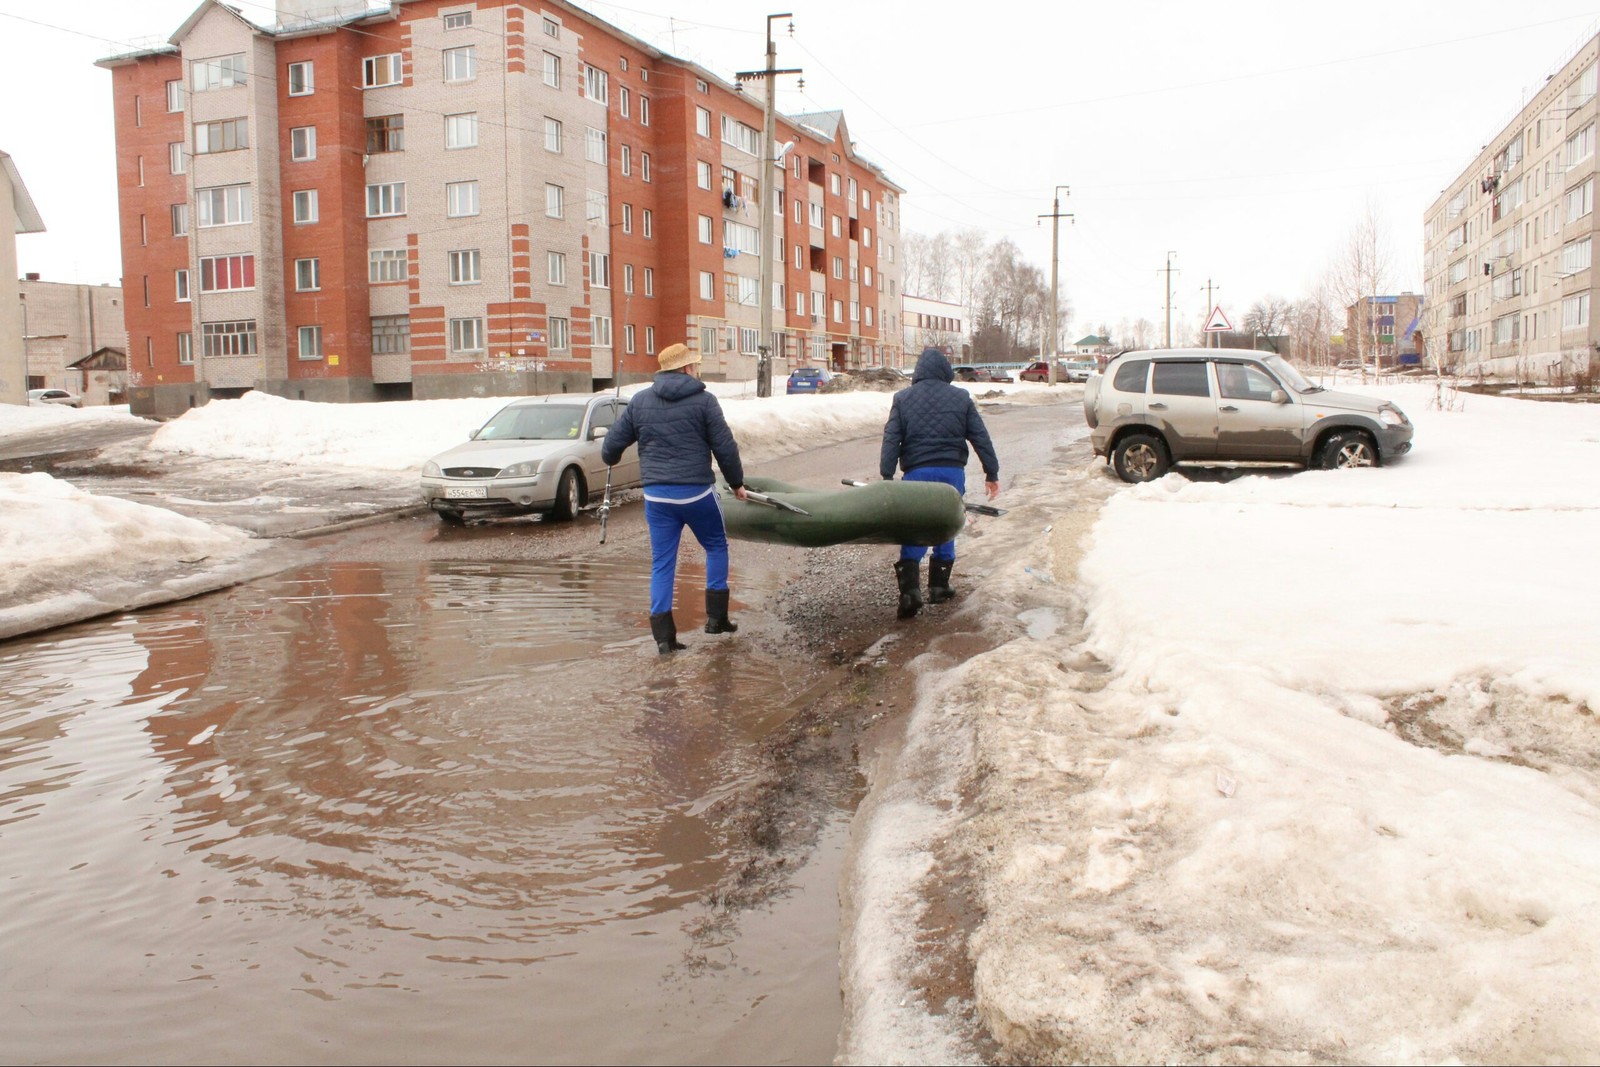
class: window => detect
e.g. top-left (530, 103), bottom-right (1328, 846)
top-left (698, 215), bottom-right (713, 244)
top-left (445, 112), bottom-right (478, 149)
top-left (1562, 236), bottom-right (1592, 274)
top-left (1493, 313), bottom-right (1520, 344)
top-left (640, 96), bottom-right (650, 126)
top-left (623, 263), bottom-right (634, 294)
top-left (644, 267), bottom-right (654, 296)
top-left (721, 115), bottom-right (759, 154)
top-left (199, 254), bottom-right (255, 292)
top-left (171, 204), bottom-right (188, 236)
top-left (622, 203), bottom-right (633, 233)
top-left (192, 54), bottom-right (246, 92)
top-left (293, 189), bottom-right (318, 223)
top-left (546, 184), bottom-right (564, 218)
top-left (863, 266), bottom-right (873, 287)
top-left (543, 16), bottom-right (559, 36)
top-left (366, 182), bottom-right (405, 217)
top-left (642, 209), bottom-right (652, 238)
top-left (175, 269), bottom-right (189, 302)
top-left (363, 54), bottom-right (403, 88)
top-left (830, 173), bottom-right (840, 195)
top-left (372, 315), bottom-right (410, 354)
top-left (1566, 123), bottom-right (1595, 168)
top-left (298, 325), bottom-right (323, 361)
top-left (290, 126), bottom-right (316, 161)
top-left (809, 202), bottom-right (823, 227)
top-left (590, 252), bottom-right (611, 288)
top-left (548, 251), bottom-right (566, 284)
top-left (593, 316), bottom-right (612, 347)
top-left (543, 52), bottom-right (561, 88)
top-left (202, 320), bottom-right (257, 357)
top-left (697, 160), bottom-right (712, 189)
top-left (295, 258), bottom-right (320, 291)
top-left (550, 316), bottom-right (570, 350)
top-left (619, 86), bottom-right (630, 118)
top-left (586, 189), bottom-right (608, 222)
top-left (450, 317), bottom-right (484, 352)
top-left (831, 215), bottom-right (842, 237)
top-left (366, 114), bottom-right (404, 153)
top-left (287, 61), bottom-right (313, 96)
top-left (443, 46), bottom-right (476, 82)
top-left (620, 145), bottom-right (631, 175)
top-left (166, 79), bottom-right (184, 112)
top-left (1113, 359), bottom-right (1151, 392)
top-left (726, 220), bottom-right (759, 255)
top-left (832, 256), bottom-right (843, 279)
top-left (641, 153), bottom-right (651, 182)
top-left (1563, 292), bottom-right (1590, 330)
top-left (448, 249), bottom-right (481, 284)
top-left (544, 117), bottom-right (562, 152)
top-left (699, 271), bottom-right (715, 300)
top-left (169, 142), bottom-right (186, 174)
top-left (645, 326), bottom-right (655, 354)
top-left (196, 184), bottom-right (252, 227)
top-left (443, 10), bottom-right (472, 29)
top-left (736, 276), bottom-right (759, 306)
top-left (370, 249), bottom-right (408, 283)
top-left (1216, 362), bottom-right (1280, 402)
top-left (1151, 361), bottom-right (1210, 397)
top-left (863, 227), bottom-right (872, 248)
top-left (584, 65), bottom-right (608, 103)
top-left (696, 106), bottom-right (711, 137)
top-left (795, 291), bottom-right (805, 316)
top-left (832, 299), bottom-right (843, 323)
top-left (585, 126), bottom-right (607, 163)
top-left (1567, 178), bottom-right (1594, 224)
top-left (865, 306), bottom-right (874, 327)
top-left (446, 180), bottom-right (480, 217)
top-left (177, 332), bottom-right (193, 364)
top-left (194, 118), bottom-right (248, 153)
top-left (625, 324), bottom-right (635, 353)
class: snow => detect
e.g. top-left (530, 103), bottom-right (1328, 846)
top-left (8, 376), bottom-right (1599, 1061)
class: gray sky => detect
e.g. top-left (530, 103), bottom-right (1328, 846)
top-left (3, 0), bottom-right (1598, 338)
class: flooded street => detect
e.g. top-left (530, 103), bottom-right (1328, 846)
top-left (0, 402), bottom-right (1087, 1064)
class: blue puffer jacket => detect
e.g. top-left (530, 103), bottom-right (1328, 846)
top-left (602, 372), bottom-right (745, 488)
top-left (880, 349), bottom-right (1000, 481)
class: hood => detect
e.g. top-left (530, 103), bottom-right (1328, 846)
top-left (652, 370), bottom-right (707, 401)
top-left (1302, 387), bottom-right (1393, 414)
top-left (430, 437), bottom-right (576, 469)
top-left (913, 348), bottom-right (954, 384)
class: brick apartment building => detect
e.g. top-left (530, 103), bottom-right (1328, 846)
top-left (99, 0), bottom-right (905, 418)
top-left (1423, 31), bottom-right (1599, 382)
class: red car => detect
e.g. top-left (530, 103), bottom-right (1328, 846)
top-left (1018, 361), bottom-right (1069, 383)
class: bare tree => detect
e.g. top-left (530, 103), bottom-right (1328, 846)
top-left (1242, 296), bottom-right (1294, 350)
top-left (1127, 318), bottom-right (1156, 350)
top-left (1328, 199), bottom-right (1394, 381)
top-left (1288, 284), bottom-right (1337, 369)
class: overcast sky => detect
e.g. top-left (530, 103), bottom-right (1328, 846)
top-left (3, 0), bottom-right (1599, 338)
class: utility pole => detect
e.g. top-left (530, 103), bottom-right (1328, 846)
top-left (1163, 251), bottom-right (1178, 348)
top-left (737, 14), bottom-right (801, 398)
top-left (1038, 186), bottom-right (1073, 384)
top-left (1203, 278), bottom-right (1220, 349)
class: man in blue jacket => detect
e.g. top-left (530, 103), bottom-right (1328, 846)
top-left (880, 348), bottom-right (1001, 618)
top-left (603, 342), bottom-right (748, 654)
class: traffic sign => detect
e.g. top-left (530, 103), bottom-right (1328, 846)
top-left (1203, 305), bottom-right (1233, 333)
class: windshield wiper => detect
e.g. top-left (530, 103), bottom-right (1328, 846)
top-left (1301, 385), bottom-right (1325, 393)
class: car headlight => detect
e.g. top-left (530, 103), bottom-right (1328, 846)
top-left (422, 460), bottom-right (442, 477)
top-left (1378, 406), bottom-right (1407, 427)
top-left (499, 461), bottom-right (540, 478)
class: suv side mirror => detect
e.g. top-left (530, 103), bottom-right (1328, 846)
top-left (1270, 389), bottom-right (1288, 405)
top-left (468, 428), bottom-right (480, 439)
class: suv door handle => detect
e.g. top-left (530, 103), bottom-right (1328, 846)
top-left (1149, 402), bottom-right (1167, 410)
top-left (1219, 404), bottom-right (1239, 412)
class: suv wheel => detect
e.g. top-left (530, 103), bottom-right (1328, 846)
top-left (1112, 432), bottom-right (1171, 483)
top-left (1319, 430), bottom-right (1378, 470)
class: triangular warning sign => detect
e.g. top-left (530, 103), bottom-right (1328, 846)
top-left (1203, 305), bottom-right (1233, 333)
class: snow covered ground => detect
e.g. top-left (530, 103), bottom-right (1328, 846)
top-left (840, 381), bottom-right (1600, 1063)
top-left (9, 376), bottom-right (1598, 1062)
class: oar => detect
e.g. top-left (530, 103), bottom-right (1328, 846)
top-left (596, 466), bottom-right (613, 543)
top-left (841, 478), bottom-right (1008, 518)
top-left (743, 489), bottom-right (810, 516)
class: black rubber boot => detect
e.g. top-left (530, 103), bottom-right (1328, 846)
top-left (894, 559), bottom-right (923, 619)
top-left (649, 611), bottom-right (686, 655)
top-left (928, 559), bottom-right (957, 604)
top-left (704, 589), bottom-right (738, 634)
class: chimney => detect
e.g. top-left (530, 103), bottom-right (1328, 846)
top-left (24, 272), bottom-right (40, 281)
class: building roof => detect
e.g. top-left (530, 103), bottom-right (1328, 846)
top-left (1, 151), bottom-right (45, 234)
top-left (69, 347), bottom-right (128, 371)
top-left (1075, 334), bottom-right (1111, 346)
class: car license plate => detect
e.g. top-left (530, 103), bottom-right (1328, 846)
top-left (445, 486), bottom-right (487, 499)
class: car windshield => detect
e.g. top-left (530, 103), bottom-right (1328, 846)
top-left (1259, 354), bottom-right (1317, 394)
top-left (476, 404), bottom-right (586, 441)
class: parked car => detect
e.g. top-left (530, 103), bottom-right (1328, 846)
top-left (786, 367), bottom-right (831, 395)
top-left (1063, 360), bottom-right (1098, 383)
top-left (28, 388), bottom-right (82, 408)
top-left (1019, 361), bottom-right (1069, 383)
top-left (419, 393), bottom-right (641, 523)
top-left (1082, 348), bottom-right (1413, 483)
top-left (952, 365), bottom-right (1014, 384)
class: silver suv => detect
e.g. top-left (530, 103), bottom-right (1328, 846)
top-left (1083, 348), bottom-right (1413, 483)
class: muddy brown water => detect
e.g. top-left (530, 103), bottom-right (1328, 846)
top-left (0, 555), bottom-right (851, 1065)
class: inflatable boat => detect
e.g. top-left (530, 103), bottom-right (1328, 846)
top-left (719, 476), bottom-right (966, 548)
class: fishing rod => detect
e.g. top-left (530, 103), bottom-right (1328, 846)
top-left (840, 479), bottom-right (1007, 517)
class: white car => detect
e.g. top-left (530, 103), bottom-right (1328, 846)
top-left (420, 393), bottom-right (641, 524)
top-left (28, 388), bottom-right (82, 408)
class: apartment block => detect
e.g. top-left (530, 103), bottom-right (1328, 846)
top-left (902, 294), bottom-right (966, 362)
top-left (1344, 293), bottom-right (1422, 368)
top-left (18, 277), bottom-right (128, 404)
top-left (99, 0), bottom-right (905, 418)
top-left (1423, 32), bottom-right (1599, 381)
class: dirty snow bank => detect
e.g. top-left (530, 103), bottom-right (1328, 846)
top-left (842, 384), bottom-right (1600, 1063)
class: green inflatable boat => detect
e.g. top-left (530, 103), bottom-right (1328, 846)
top-left (719, 476), bottom-right (965, 548)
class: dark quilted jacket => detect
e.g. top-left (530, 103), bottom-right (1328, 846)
top-left (602, 372), bottom-right (745, 488)
top-left (880, 349), bottom-right (1000, 481)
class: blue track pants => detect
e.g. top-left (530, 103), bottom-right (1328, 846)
top-left (644, 485), bottom-right (729, 615)
top-left (899, 466), bottom-right (964, 563)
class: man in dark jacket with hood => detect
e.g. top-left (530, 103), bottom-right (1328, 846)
top-left (603, 342), bottom-right (748, 654)
top-left (879, 348), bottom-right (1001, 618)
